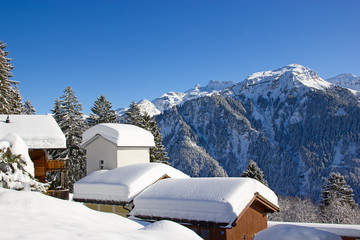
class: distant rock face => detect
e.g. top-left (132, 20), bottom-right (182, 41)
top-left (327, 73), bottom-right (360, 92)
top-left (156, 65), bottom-right (360, 203)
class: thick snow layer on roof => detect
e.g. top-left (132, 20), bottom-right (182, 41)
top-left (269, 221), bottom-right (360, 238)
top-left (0, 115), bottom-right (66, 149)
top-left (81, 123), bottom-right (155, 147)
top-left (74, 163), bottom-right (189, 203)
top-left (130, 177), bottom-right (278, 225)
top-left (0, 188), bottom-right (201, 240)
top-left (255, 224), bottom-right (341, 240)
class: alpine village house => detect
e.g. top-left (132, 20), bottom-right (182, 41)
top-left (0, 115), bottom-right (68, 199)
top-left (74, 123), bottom-right (280, 240)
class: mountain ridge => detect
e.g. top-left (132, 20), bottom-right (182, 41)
top-left (151, 64), bottom-right (360, 204)
top-left (117, 64), bottom-right (359, 118)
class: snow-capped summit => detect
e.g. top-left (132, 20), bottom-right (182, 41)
top-left (152, 92), bottom-right (187, 113)
top-left (115, 99), bottom-right (160, 118)
top-left (137, 99), bottom-right (161, 116)
top-left (229, 64), bottom-right (332, 99)
top-left (327, 73), bottom-right (360, 92)
top-left (194, 80), bottom-right (236, 92)
top-left (152, 80), bottom-right (236, 113)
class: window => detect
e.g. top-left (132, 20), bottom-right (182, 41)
top-left (200, 229), bottom-right (209, 239)
top-left (99, 160), bottom-right (104, 169)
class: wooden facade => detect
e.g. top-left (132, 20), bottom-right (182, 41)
top-left (135, 195), bottom-right (279, 240)
top-left (186, 197), bottom-right (274, 240)
top-left (84, 203), bottom-right (131, 217)
top-left (341, 237), bottom-right (358, 240)
top-left (29, 149), bottom-right (67, 187)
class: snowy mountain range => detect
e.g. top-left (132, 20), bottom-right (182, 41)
top-left (116, 64), bottom-right (360, 204)
top-left (116, 80), bottom-right (236, 117)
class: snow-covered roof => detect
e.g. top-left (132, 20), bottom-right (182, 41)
top-left (268, 221), bottom-right (360, 239)
top-left (73, 163), bottom-right (190, 203)
top-left (0, 188), bottom-right (201, 240)
top-left (130, 177), bottom-right (279, 226)
top-left (81, 123), bottom-right (155, 147)
top-left (0, 115), bottom-right (66, 149)
top-left (255, 224), bottom-right (341, 240)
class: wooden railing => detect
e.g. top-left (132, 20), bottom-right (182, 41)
top-left (46, 159), bottom-right (67, 171)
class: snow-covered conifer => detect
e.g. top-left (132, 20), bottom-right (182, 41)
top-left (241, 159), bottom-right (268, 186)
top-left (124, 101), bottom-right (142, 125)
top-left (0, 134), bottom-right (47, 192)
top-left (141, 113), bottom-right (169, 163)
top-left (50, 86), bottom-right (87, 191)
top-left (320, 172), bottom-right (358, 224)
top-left (87, 94), bottom-right (117, 127)
top-left (0, 41), bottom-right (24, 114)
top-left (23, 99), bottom-right (36, 114)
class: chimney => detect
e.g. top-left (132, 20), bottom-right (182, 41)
top-left (5, 115), bottom-right (10, 123)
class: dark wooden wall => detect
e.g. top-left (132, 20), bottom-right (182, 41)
top-left (187, 199), bottom-right (268, 240)
top-left (29, 149), bottom-right (47, 183)
top-left (227, 200), bottom-right (268, 240)
top-left (188, 225), bottom-right (227, 240)
top-left (341, 237), bottom-right (357, 240)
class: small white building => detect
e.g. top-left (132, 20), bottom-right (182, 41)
top-left (81, 123), bottom-right (155, 175)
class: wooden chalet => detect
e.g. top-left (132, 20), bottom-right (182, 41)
top-left (130, 178), bottom-right (279, 240)
top-left (0, 115), bottom-right (68, 198)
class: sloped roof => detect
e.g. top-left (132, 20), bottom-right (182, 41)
top-left (81, 123), bottom-right (155, 147)
top-left (130, 177), bottom-right (279, 227)
top-left (73, 163), bottom-right (190, 203)
top-left (268, 221), bottom-right (360, 239)
top-left (0, 115), bottom-right (66, 149)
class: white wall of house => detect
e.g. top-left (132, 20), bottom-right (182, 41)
top-left (84, 137), bottom-right (151, 175)
top-left (116, 147), bottom-right (150, 167)
top-left (85, 137), bottom-right (117, 175)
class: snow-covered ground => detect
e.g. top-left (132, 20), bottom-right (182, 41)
top-left (0, 188), bottom-right (202, 240)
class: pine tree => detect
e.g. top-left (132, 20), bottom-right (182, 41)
top-left (51, 98), bottom-right (62, 123)
top-left (241, 159), bottom-right (268, 186)
top-left (9, 86), bottom-right (24, 114)
top-left (0, 40), bottom-right (24, 114)
top-left (320, 172), bottom-right (357, 209)
top-left (123, 101), bottom-right (168, 164)
top-left (141, 113), bottom-right (169, 164)
top-left (320, 172), bottom-right (358, 223)
top-left (87, 94), bottom-right (117, 127)
top-left (23, 99), bottom-right (36, 114)
top-left (124, 101), bottom-right (142, 125)
top-left (50, 86), bottom-right (87, 192)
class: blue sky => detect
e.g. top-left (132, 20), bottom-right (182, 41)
top-left (1, 0), bottom-right (359, 114)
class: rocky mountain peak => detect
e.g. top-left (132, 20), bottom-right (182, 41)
top-left (327, 73), bottom-right (360, 92)
top-left (229, 64), bottom-right (332, 99)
